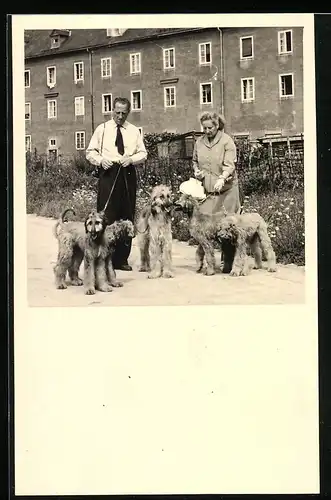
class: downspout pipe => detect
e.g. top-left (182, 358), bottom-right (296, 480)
top-left (217, 28), bottom-right (225, 117)
top-left (87, 48), bottom-right (95, 134)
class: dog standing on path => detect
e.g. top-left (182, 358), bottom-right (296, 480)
top-left (83, 210), bottom-right (112, 295)
top-left (216, 212), bottom-right (277, 276)
top-left (174, 192), bottom-right (229, 276)
top-left (137, 184), bottom-right (175, 279)
top-left (53, 209), bottom-right (134, 292)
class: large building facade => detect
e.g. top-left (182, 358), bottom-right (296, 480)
top-left (24, 26), bottom-right (303, 158)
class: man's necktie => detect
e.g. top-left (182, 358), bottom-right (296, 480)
top-left (115, 125), bottom-right (125, 156)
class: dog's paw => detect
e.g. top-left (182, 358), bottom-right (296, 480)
top-left (229, 268), bottom-right (244, 277)
top-left (111, 280), bottom-right (123, 287)
top-left (71, 278), bottom-right (83, 286)
top-left (56, 283), bottom-right (67, 289)
top-left (205, 268), bottom-right (215, 276)
top-left (85, 288), bottom-right (96, 295)
top-left (163, 270), bottom-right (174, 279)
top-left (267, 266), bottom-right (277, 273)
top-left (148, 272), bottom-right (161, 279)
top-left (98, 284), bottom-right (113, 293)
top-left (139, 266), bottom-right (151, 272)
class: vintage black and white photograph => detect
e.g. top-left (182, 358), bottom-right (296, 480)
top-left (12, 13), bottom-right (319, 497)
top-left (22, 19), bottom-right (309, 307)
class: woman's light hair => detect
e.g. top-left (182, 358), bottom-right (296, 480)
top-left (199, 110), bottom-right (226, 131)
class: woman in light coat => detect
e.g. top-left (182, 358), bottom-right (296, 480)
top-left (192, 111), bottom-right (241, 215)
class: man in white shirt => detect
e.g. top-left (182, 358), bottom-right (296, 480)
top-left (86, 97), bottom-right (147, 271)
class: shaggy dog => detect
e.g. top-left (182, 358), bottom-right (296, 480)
top-left (216, 212), bottom-right (277, 276)
top-left (174, 193), bottom-right (230, 276)
top-left (53, 209), bottom-right (134, 292)
top-left (136, 184), bottom-right (175, 279)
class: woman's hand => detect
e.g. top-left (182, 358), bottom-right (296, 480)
top-left (214, 177), bottom-right (225, 193)
top-left (101, 158), bottom-right (113, 170)
top-left (194, 168), bottom-right (205, 181)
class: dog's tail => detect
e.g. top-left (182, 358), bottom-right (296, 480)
top-left (53, 208), bottom-right (76, 239)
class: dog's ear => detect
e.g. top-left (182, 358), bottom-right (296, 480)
top-left (84, 215), bottom-right (90, 233)
top-left (99, 211), bottom-right (108, 228)
top-left (136, 208), bottom-right (150, 233)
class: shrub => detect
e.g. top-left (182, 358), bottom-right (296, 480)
top-left (26, 154), bottom-right (97, 218)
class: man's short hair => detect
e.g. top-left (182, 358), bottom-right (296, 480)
top-left (113, 97), bottom-right (131, 113)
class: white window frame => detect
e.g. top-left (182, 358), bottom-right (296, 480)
top-left (102, 93), bottom-right (113, 114)
top-left (101, 57), bottom-right (112, 78)
top-left (47, 99), bottom-right (57, 119)
top-left (199, 42), bottom-right (212, 65)
top-left (163, 47), bottom-right (175, 70)
top-left (24, 69), bottom-right (30, 88)
top-left (164, 86), bottom-right (176, 108)
top-left (279, 73), bottom-right (294, 98)
top-left (199, 82), bottom-right (213, 105)
top-left (106, 29), bottom-right (112, 37)
top-left (240, 36), bottom-right (254, 60)
top-left (25, 102), bottom-right (31, 121)
top-left (131, 90), bottom-right (142, 111)
top-left (74, 61), bottom-right (84, 83)
top-left (25, 135), bottom-right (31, 152)
top-left (130, 53), bottom-right (141, 74)
top-left (75, 131), bottom-right (86, 150)
top-left (49, 138), bottom-right (57, 148)
top-left (46, 65), bottom-right (56, 87)
top-left (74, 96), bottom-right (85, 116)
top-left (241, 77), bottom-right (255, 102)
top-left (138, 127), bottom-right (143, 137)
top-left (278, 30), bottom-right (293, 55)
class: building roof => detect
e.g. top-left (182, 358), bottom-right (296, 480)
top-left (24, 28), bottom-right (208, 59)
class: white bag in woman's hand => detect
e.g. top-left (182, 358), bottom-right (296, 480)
top-left (179, 178), bottom-right (206, 200)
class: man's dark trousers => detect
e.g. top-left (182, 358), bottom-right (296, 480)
top-left (97, 163), bottom-right (136, 267)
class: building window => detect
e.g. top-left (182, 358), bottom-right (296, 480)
top-left (74, 61), bottom-right (84, 83)
top-left (49, 138), bottom-right (57, 148)
top-left (101, 57), bottom-right (111, 78)
top-left (164, 86), bottom-right (176, 108)
top-left (51, 37), bottom-right (60, 49)
top-left (279, 73), bottom-right (294, 97)
top-left (74, 96), bottom-right (85, 116)
top-left (200, 82), bottom-right (213, 105)
top-left (199, 42), bottom-right (212, 65)
top-left (75, 131), bottom-right (86, 150)
top-left (102, 93), bottom-right (113, 114)
top-left (24, 70), bottom-right (30, 88)
top-left (240, 36), bottom-right (254, 59)
top-left (25, 102), bottom-right (31, 120)
top-left (25, 135), bottom-right (31, 152)
top-left (138, 127), bottom-right (143, 137)
top-left (163, 48), bottom-right (175, 69)
top-left (47, 66), bottom-right (56, 87)
top-left (278, 30), bottom-right (293, 54)
top-left (47, 100), bottom-right (57, 119)
top-left (130, 53), bottom-right (141, 74)
top-left (241, 78), bottom-right (255, 102)
top-left (131, 90), bottom-right (142, 111)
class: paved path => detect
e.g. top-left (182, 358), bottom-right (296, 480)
top-left (27, 215), bottom-right (305, 307)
